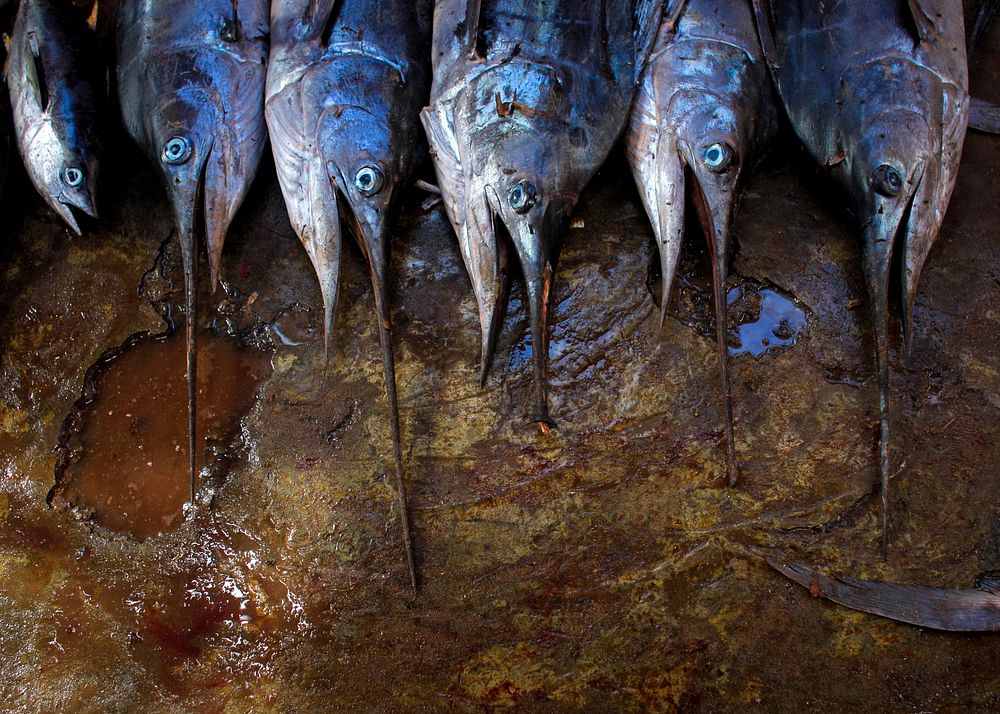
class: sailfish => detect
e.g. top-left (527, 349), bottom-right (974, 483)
top-left (421, 0), bottom-right (665, 430)
top-left (117, 0), bottom-right (270, 502)
top-left (752, 0), bottom-right (969, 550)
top-left (625, 0), bottom-right (778, 485)
top-left (266, 0), bottom-right (433, 592)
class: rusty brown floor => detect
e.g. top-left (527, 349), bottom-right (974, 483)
top-left (3, 13), bottom-right (1000, 714)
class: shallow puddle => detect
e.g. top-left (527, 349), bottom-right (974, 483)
top-left (50, 330), bottom-right (273, 539)
top-left (727, 284), bottom-right (808, 358)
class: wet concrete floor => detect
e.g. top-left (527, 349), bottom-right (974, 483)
top-left (3, 9), bottom-right (1000, 713)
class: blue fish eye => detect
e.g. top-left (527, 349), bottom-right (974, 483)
top-left (703, 142), bottom-right (733, 172)
top-left (62, 166), bottom-right (84, 187)
top-left (161, 137), bottom-right (192, 165)
top-left (509, 179), bottom-right (537, 214)
top-left (871, 164), bottom-right (904, 197)
top-left (354, 165), bottom-right (384, 196)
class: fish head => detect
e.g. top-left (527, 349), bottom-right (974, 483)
top-left (838, 59), bottom-right (946, 330)
top-left (318, 104), bottom-right (397, 280)
top-left (669, 89), bottom-right (749, 260)
top-left (147, 86), bottom-right (219, 246)
top-left (460, 63), bottom-right (582, 426)
top-left (27, 119), bottom-right (100, 236)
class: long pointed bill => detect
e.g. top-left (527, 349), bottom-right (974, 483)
top-left (503, 212), bottom-right (556, 431)
top-left (687, 166), bottom-right (738, 485)
top-left (862, 186), bottom-right (916, 557)
top-left (174, 194), bottom-right (201, 505)
top-left (167, 157), bottom-right (210, 506)
top-left (347, 206), bottom-right (417, 594)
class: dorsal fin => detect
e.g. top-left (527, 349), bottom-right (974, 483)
top-left (634, 0), bottom-right (672, 58)
top-left (661, 0), bottom-right (687, 33)
top-left (26, 31), bottom-right (49, 111)
top-left (969, 96), bottom-right (1000, 134)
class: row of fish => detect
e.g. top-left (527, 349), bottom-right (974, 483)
top-left (3, 0), bottom-right (998, 626)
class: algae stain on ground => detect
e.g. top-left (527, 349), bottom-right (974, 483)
top-left (49, 330), bottom-right (273, 539)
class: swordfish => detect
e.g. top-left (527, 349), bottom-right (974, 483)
top-left (265, 0), bottom-right (433, 592)
top-left (117, 0), bottom-right (269, 503)
top-left (422, 0), bottom-right (665, 430)
top-left (625, 0), bottom-right (778, 485)
top-left (752, 0), bottom-right (969, 550)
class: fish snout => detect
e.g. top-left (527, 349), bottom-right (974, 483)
top-left (487, 177), bottom-right (572, 430)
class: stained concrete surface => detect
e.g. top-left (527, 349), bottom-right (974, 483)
top-left (2, 5), bottom-right (1000, 713)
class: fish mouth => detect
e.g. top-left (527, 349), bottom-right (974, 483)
top-left (478, 186), bottom-right (564, 430)
top-left (54, 192), bottom-right (98, 237)
top-left (674, 139), bottom-right (741, 484)
top-left (860, 161), bottom-right (924, 554)
top-left (322, 177), bottom-right (417, 592)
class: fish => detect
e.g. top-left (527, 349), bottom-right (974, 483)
top-left (117, 0), bottom-right (269, 502)
top-left (752, 0), bottom-right (969, 551)
top-left (7, 0), bottom-right (103, 236)
top-left (625, 0), bottom-right (778, 485)
top-left (265, 0), bottom-right (433, 593)
top-left (770, 558), bottom-right (1000, 631)
top-left (421, 0), bottom-right (666, 431)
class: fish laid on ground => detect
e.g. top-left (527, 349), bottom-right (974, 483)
top-left (770, 559), bottom-right (1000, 631)
top-left (266, 0), bottom-right (433, 593)
top-left (752, 0), bottom-right (969, 550)
top-left (625, 0), bottom-right (778, 485)
top-left (422, 0), bottom-right (665, 431)
top-left (118, 0), bottom-right (269, 501)
top-left (7, 0), bottom-right (102, 235)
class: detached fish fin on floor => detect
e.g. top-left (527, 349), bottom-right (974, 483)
top-left (769, 558), bottom-right (1000, 632)
top-left (969, 97), bottom-right (1000, 134)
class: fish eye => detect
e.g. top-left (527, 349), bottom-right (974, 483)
top-left (702, 142), bottom-right (733, 172)
top-left (354, 165), bottom-right (384, 196)
top-left (161, 137), bottom-right (193, 165)
top-left (871, 164), bottom-right (904, 197)
top-left (62, 166), bottom-right (84, 187)
top-left (508, 179), bottom-right (537, 214)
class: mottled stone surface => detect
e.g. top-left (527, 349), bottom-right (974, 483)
top-left (2, 4), bottom-right (1000, 712)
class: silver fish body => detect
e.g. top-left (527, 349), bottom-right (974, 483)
top-left (8, 0), bottom-right (103, 235)
top-left (422, 0), bottom-right (664, 428)
top-left (754, 0), bottom-right (969, 548)
top-left (117, 0), bottom-right (269, 499)
top-left (626, 0), bottom-right (778, 484)
top-left (266, 0), bottom-right (432, 591)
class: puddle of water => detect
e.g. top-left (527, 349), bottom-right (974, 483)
top-left (50, 330), bottom-right (273, 539)
top-left (728, 285), bottom-right (808, 358)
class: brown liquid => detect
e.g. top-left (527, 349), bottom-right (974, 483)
top-left (52, 331), bottom-right (273, 539)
